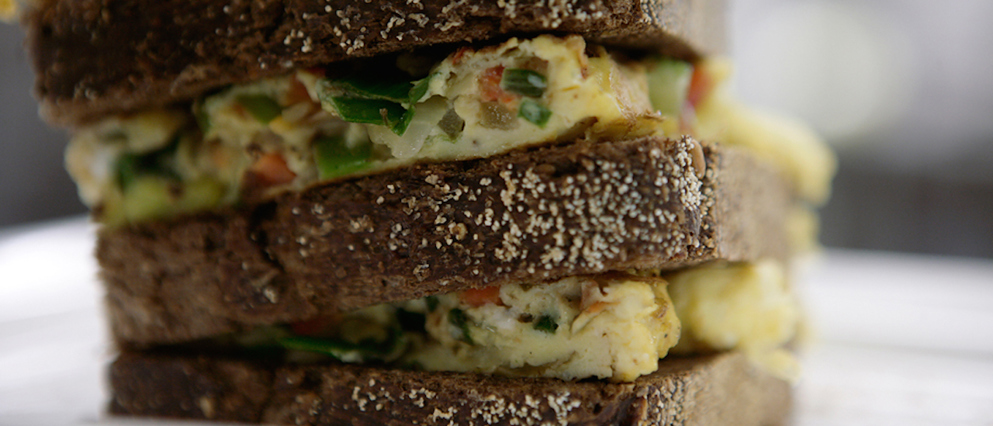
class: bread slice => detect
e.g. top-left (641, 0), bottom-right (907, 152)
top-left (99, 135), bottom-right (792, 347)
top-left (25, 0), bottom-right (726, 126)
top-left (109, 350), bottom-right (790, 425)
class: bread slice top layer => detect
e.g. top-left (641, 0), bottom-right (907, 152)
top-left (99, 135), bottom-right (792, 347)
top-left (109, 350), bottom-right (790, 426)
top-left (25, 0), bottom-right (726, 126)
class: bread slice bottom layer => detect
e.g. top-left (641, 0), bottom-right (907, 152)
top-left (109, 351), bottom-right (791, 426)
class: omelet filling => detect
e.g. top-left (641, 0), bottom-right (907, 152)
top-left (65, 34), bottom-right (833, 226)
top-left (216, 260), bottom-right (798, 383)
top-left (664, 260), bottom-right (801, 381)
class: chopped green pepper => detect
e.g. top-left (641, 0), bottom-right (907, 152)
top-left (501, 68), bottom-right (547, 98)
top-left (518, 99), bottom-right (552, 127)
top-left (236, 94), bottom-right (282, 123)
top-left (448, 308), bottom-right (473, 344)
top-left (534, 315), bottom-right (558, 333)
top-left (313, 135), bottom-right (372, 180)
top-left (324, 77), bottom-right (413, 104)
top-left (317, 80), bottom-right (416, 136)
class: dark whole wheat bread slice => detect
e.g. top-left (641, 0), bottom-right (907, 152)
top-left (99, 136), bottom-right (792, 347)
top-left (109, 350), bottom-right (791, 426)
top-left (25, 0), bottom-right (726, 126)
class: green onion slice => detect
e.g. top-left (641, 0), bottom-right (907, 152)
top-left (502, 69), bottom-right (547, 98)
top-left (518, 99), bottom-right (552, 127)
top-left (533, 315), bottom-right (558, 333)
top-left (448, 308), bottom-right (474, 344)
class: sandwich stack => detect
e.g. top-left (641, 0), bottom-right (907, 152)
top-left (14, 0), bottom-right (835, 424)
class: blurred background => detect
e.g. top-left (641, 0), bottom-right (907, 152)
top-left (1, 0), bottom-right (992, 257)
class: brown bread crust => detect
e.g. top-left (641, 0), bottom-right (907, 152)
top-left (98, 136), bottom-right (791, 347)
top-left (25, 0), bottom-right (726, 126)
top-left (109, 351), bottom-right (791, 425)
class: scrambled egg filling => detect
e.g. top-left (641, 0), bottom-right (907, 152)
top-left (404, 274), bottom-right (680, 382)
top-left (65, 34), bottom-right (833, 226)
top-left (235, 260), bottom-right (798, 382)
top-left (665, 260), bottom-right (801, 381)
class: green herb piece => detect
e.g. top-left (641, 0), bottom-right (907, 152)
top-left (313, 135), bottom-right (372, 180)
top-left (425, 296), bottom-right (440, 312)
top-left (448, 308), bottom-right (473, 344)
top-left (278, 335), bottom-right (364, 360)
top-left (518, 99), bottom-right (552, 127)
top-left (278, 332), bottom-right (400, 361)
top-left (193, 101), bottom-right (211, 132)
top-left (534, 315), bottom-right (558, 333)
top-left (407, 73), bottom-right (436, 105)
top-left (647, 58), bottom-right (693, 117)
top-left (115, 154), bottom-right (143, 190)
top-left (236, 94), bottom-right (282, 123)
top-left (114, 138), bottom-right (180, 189)
top-left (501, 68), bottom-right (547, 98)
top-left (393, 108), bottom-right (416, 136)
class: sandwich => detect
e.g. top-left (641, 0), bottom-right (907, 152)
top-left (16, 0), bottom-right (835, 424)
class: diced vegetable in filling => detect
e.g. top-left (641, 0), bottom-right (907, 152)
top-left (66, 35), bottom-right (714, 225)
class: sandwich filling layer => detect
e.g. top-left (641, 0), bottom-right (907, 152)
top-left (65, 35), bottom-right (833, 226)
top-left (205, 260), bottom-right (797, 383)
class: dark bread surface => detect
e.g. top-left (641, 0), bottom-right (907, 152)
top-left (98, 136), bottom-right (792, 347)
top-left (26, 0), bottom-right (726, 126)
top-left (109, 350), bottom-right (791, 425)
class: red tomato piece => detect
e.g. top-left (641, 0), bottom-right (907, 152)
top-left (247, 152), bottom-right (296, 188)
top-left (479, 66), bottom-right (518, 105)
top-left (460, 285), bottom-right (503, 307)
